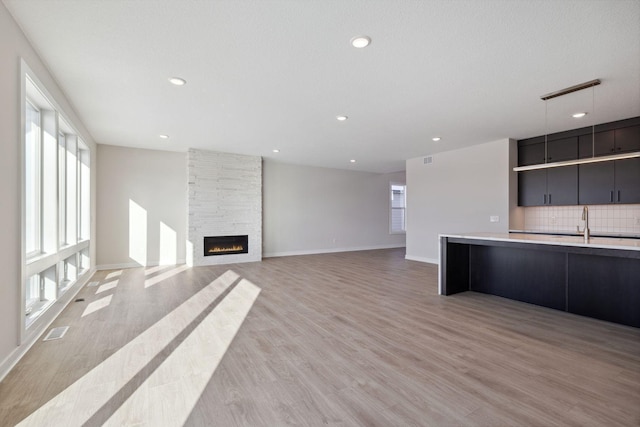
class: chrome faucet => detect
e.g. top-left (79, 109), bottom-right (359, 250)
top-left (577, 206), bottom-right (590, 242)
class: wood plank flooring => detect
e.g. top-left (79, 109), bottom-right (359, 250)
top-left (1, 248), bottom-right (639, 426)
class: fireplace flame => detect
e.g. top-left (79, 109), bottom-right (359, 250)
top-left (208, 245), bottom-right (244, 254)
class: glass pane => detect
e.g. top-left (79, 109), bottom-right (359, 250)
top-left (66, 138), bottom-right (77, 245)
top-left (25, 102), bottom-right (40, 255)
top-left (25, 274), bottom-right (40, 313)
top-left (391, 208), bottom-right (406, 232)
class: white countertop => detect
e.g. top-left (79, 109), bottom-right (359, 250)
top-left (440, 232), bottom-right (640, 251)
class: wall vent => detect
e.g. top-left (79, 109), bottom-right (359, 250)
top-left (424, 156), bottom-right (433, 165)
top-left (43, 326), bottom-right (69, 341)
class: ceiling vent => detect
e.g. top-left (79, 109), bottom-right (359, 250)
top-left (423, 156), bottom-right (433, 165)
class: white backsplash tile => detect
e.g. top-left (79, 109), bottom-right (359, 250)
top-left (523, 204), bottom-right (640, 235)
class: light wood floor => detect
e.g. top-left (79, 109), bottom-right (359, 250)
top-left (1, 248), bottom-right (639, 426)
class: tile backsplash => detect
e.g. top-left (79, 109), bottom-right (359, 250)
top-left (523, 204), bottom-right (640, 235)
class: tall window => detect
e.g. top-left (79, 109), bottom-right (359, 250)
top-left (23, 71), bottom-right (91, 328)
top-left (390, 184), bottom-right (406, 234)
top-left (25, 101), bottom-right (41, 256)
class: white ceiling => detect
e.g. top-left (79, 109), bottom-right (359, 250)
top-left (4, 0), bottom-right (640, 173)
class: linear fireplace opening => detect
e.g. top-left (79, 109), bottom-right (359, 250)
top-left (204, 235), bottom-right (249, 256)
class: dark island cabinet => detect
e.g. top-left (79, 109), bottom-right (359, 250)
top-left (568, 253), bottom-right (640, 328)
top-left (518, 165), bottom-right (577, 206)
top-left (579, 158), bottom-right (640, 204)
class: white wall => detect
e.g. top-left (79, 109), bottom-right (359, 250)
top-left (0, 3), bottom-right (97, 376)
top-left (263, 160), bottom-right (406, 256)
top-left (96, 145), bottom-right (187, 269)
top-left (406, 139), bottom-right (516, 263)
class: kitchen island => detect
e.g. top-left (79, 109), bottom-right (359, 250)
top-left (439, 232), bottom-right (640, 328)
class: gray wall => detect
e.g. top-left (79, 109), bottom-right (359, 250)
top-left (405, 139), bottom-right (517, 263)
top-left (97, 145), bottom-right (187, 268)
top-left (95, 150), bottom-right (406, 267)
top-left (0, 3), bottom-right (97, 377)
top-left (263, 160), bottom-right (406, 256)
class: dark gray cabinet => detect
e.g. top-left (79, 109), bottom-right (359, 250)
top-left (568, 253), bottom-right (640, 328)
top-left (518, 142), bottom-right (545, 166)
top-left (519, 118), bottom-right (640, 206)
top-left (578, 131), bottom-right (613, 158)
top-left (441, 236), bottom-right (640, 328)
top-left (518, 166), bottom-right (577, 206)
top-left (579, 158), bottom-right (640, 204)
top-left (591, 125), bottom-right (640, 156)
top-left (547, 136), bottom-right (578, 162)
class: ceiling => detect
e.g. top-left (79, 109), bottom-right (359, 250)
top-left (4, 0), bottom-right (640, 173)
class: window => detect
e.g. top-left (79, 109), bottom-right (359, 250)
top-left (390, 184), bottom-right (406, 233)
top-left (25, 101), bottom-right (41, 257)
top-left (23, 69), bottom-right (91, 329)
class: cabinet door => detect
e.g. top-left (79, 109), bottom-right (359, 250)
top-left (578, 162), bottom-right (615, 204)
top-left (518, 170), bottom-right (547, 206)
top-left (614, 125), bottom-right (640, 153)
top-left (547, 165), bottom-right (577, 205)
top-left (518, 142), bottom-right (545, 166)
top-left (579, 131), bottom-right (613, 158)
top-left (568, 253), bottom-right (640, 328)
top-left (615, 157), bottom-right (640, 204)
top-left (592, 130), bottom-right (616, 157)
top-left (547, 137), bottom-right (577, 162)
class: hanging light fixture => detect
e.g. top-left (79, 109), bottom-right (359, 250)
top-left (513, 79), bottom-right (640, 172)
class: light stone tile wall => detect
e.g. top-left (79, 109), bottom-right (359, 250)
top-left (523, 204), bottom-right (640, 235)
top-left (187, 149), bottom-right (262, 266)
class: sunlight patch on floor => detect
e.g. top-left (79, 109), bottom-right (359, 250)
top-left (104, 278), bottom-right (261, 426)
top-left (17, 270), bottom-right (241, 427)
top-left (144, 265), bottom-right (189, 288)
top-left (81, 295), bottom-right (113, 317)
top-left (96, 280), bottom-right (118, 294)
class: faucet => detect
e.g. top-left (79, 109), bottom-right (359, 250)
top-left (577, 206), bottom-right (590, 242)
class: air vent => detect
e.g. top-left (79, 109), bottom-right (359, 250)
top-left (424, 156), bottom-right (433, 165)
top-left (43, 326), bottom-right (69, 341)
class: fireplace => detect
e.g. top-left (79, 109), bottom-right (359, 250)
top-left (203, 235), bottom-right (249, 256)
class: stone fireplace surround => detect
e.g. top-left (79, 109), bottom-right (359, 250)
top-left (187, 149), bottom-right (262, 266)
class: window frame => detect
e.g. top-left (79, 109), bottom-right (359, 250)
top-left (389, 183), bottom-right (407, 234)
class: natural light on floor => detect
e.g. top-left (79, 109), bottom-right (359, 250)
top-left (17, 269), bottom-right (260, 426)
top-left (81, 294), bottom-right (113, 317)
top-left (144, 265), bottom-right (189, 288)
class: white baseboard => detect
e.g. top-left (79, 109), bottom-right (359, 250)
top-left (96, 260), bottom-right (187, 271)
top-left (0, 268), bottom-right (95, 383)
top-left (405, 254), bottom-right (439, 265)
top-left (263, 244), bottom-right (406, 258)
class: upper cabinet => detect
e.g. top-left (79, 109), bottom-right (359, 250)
top-left (517, 117), bottom-right (640, 207)
top-left (578, 126), bottom-right (640, 158)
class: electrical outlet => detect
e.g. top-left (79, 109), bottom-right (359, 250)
top-left (550, 216), bottom-right (557, 225)
top-left (636, 217), bottom-right (640, 225)
top-left (489, 215), bottom-right (499, 223)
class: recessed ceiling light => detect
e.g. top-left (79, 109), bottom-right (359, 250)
top-left (272, 149), bottom-right (280, 153)
top-left (350, 159), bottom-right (356, 163)
top-left (159, 134), bottom-right (169, 139)
top-left (572, 112), bottom-right (587, 118)
top-left (336, 115), bottom-right (348, 121)
top-left (432, 137), bottom-right (441, 142)
top-left (168, 77), bottom-right (186, 86)
top-left (350, 36), bottom-right (371, 48)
